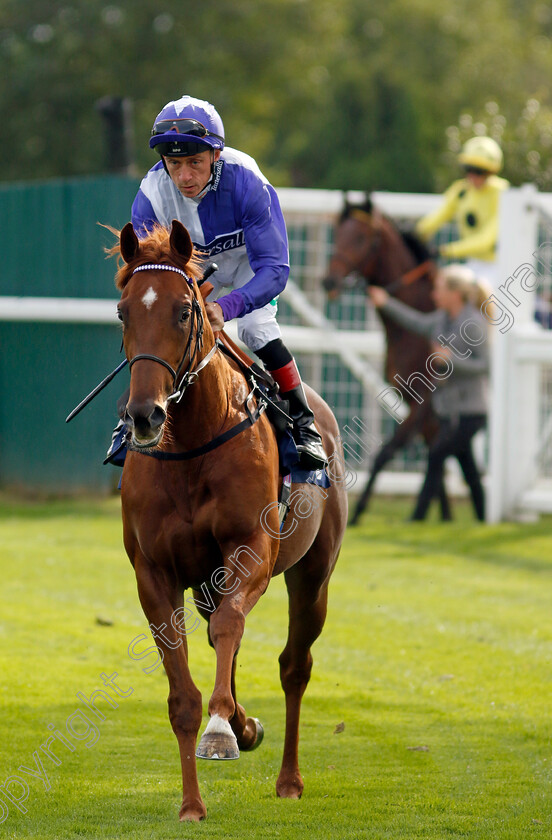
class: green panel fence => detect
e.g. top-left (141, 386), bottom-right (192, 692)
top-left (0, 175), bottom-right (139, 298)
top-left (0, 175), bottom-right (139, 492)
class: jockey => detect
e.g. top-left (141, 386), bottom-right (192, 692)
top-left (416, 136), bottom-right (509, 284)
top-left (115, 95), bottom-right (327, 470)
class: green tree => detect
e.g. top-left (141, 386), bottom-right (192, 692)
top-left (2, 0), bottom-right (552, 191)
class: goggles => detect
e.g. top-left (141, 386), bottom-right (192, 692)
top-left (463, 165), bottom-right (490, 176)
top-left (151, 118), bottom-right (224, 143)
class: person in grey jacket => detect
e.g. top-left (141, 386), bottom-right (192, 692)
top-left (369, 264), bottom-right (490, 521)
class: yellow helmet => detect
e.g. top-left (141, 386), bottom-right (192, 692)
top-left (458, 136), bottom-right (503, 174)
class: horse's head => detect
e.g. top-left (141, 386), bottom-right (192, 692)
top-left (114, 220), bottom-right (206, 449)
top-left (322, 197), bottom-right (384, 298)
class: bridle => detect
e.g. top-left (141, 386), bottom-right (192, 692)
top-left (331, 208), bottom-right (383, 282)
top-left (125, 263), bottom-right (218, 404)
top-left (121, 262), bottom-right (271, 462)
top-left (332, 208), bottom-right (434, 292)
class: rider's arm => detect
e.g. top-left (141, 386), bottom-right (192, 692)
top-left (378, 296), bottom-right (442, 340)
top-left (440, 218), bottom-right (498, 260)
top-left (216, 173), bottom-right (290, 322)
top-left (415, 180), bottom-right (463, 241)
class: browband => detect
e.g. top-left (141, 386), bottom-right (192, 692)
top-left (132, 263), bottom-right (193, 286)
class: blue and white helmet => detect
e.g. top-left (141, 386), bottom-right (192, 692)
top-left (149, 96), bottom-right (225, 157)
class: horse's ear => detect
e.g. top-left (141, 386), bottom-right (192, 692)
top-left (341, 193), bottom-right (351, 220)
top-left (362, 194), bottom-right (373, 214)
top-left (120, 223), bottom-right (140, 263)
top-left (169, 220), bottom-right (193, 263)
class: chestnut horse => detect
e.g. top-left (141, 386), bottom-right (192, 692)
top-left (322, 197), bottom-right (451, 525)
top-left (113, 220), bottom-right (347, 821)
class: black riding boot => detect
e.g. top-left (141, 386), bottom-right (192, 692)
top-left (255, 338), bottom-right (328, 471)
top-left (104, 418), bottom-right (128, 465)
top-left (281, 384), bottom-right (328, 470)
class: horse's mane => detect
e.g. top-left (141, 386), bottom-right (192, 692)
top-left (103, 224), bottom-right (204, 290)
top-left (341, 196), bottom-right (435, 266)
top-left (397, 226), bottom-right (434, 265)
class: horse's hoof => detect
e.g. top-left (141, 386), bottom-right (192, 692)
top-left (241, 717), bottom-right (264, 752)
top-left (276, 774), bottom-right (304, 799)
top-left (196, 714), bottom-right (240, 760)
top-left (179, 802), bottom-right (207, 822)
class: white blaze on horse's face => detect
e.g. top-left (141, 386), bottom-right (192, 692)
top-left (141, 286), bottom-right (158, 310)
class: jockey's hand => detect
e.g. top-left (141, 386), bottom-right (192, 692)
top-left (432, 341), bottom-right (452, 359)
top-left (367, 286), bottom-right (389, 308)
top-left (322, 275), bottom-right (340, 296)
top-left (205, 301), bottom-right (225, 332)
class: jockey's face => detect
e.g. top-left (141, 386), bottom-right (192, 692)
top-left (164, 149), bottom-right (221, 197)
top-left (465, 170), bottom-right (489, 190)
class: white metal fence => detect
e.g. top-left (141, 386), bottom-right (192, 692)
top-left (487, 184), bottom-right (552, 520)
top-left (2, 185), bottom-right (551, 517)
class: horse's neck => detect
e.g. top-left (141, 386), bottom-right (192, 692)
top-left (376, 222), bottom-right (435, 314)
top-left (378, 222), bottom-right (416, 284)
top-left (168, 345), bottom-right (244, 447)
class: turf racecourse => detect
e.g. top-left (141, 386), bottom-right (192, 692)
top-left (0, 494), bottom-right (550, 840)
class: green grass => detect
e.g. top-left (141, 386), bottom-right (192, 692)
top-left (0, 493), bottom-right (550, 839)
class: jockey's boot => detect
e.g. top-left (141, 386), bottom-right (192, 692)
top-left (104, 418), bottom-right (128, 465)
top-left (282, 382), bottom-right (328, 471)
top-left (256, 340), bottom-right (328, 471)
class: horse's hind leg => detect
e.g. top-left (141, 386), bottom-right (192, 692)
top-left (350, 439), bottom-right (398, 525)
top-left (351, 403), bottom-right (426, 525)
top-left (277, 559), bottom-right (331, 799)
top-left (229, 653), bottom-right (265, 750)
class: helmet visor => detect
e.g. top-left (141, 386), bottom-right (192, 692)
top-left (154, 140), bottom-right (212, 157)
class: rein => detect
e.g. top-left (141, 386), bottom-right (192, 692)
top-left (128, 383), bottom-right (267, 461)
top-left (385, 259), bottom-right (435, 295)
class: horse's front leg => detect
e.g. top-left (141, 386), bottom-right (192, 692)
top-left (195, 533), bottom-right (276, 760)
top-left (133, 557), bottom-right (206, 821)
top-left (200, 620), bottom-right (264, 754)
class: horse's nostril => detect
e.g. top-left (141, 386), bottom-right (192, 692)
top-left (150, 405), bottom-right (166, 430)
top-left (125, 401), bottom-right (166, 439)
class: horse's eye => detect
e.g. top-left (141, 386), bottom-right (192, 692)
top-left (116, 309), bottom-right (123, 322)
top-left (180, 308), bottom-right (191, 323)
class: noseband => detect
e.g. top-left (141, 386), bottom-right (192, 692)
top-left (127, 263), bottom-right (217, 403)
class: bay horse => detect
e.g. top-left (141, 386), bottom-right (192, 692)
top-left (322, 196), bottom-right (451, 525)
top-left (112, 220), bottom-right (347, 821)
